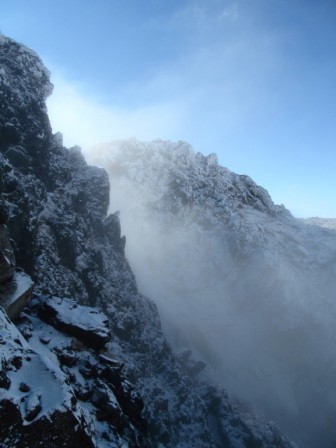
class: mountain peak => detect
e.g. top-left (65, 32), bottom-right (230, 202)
top-left (88, 138), bottom-right (289, 221)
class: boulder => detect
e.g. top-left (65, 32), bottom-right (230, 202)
top-left (36, 296), bottom-right (111, 350)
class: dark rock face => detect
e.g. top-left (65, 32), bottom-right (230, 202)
top-left (0, 224), bottom-right (15, 283)
top-left (0, 34), bottom-right (52, 155)
top-left (0, 400), bottom-right (96, 448)
top-left (0, 34), bottom-right (297, 448)
top-left (0, 214), bottom-right (34, 319)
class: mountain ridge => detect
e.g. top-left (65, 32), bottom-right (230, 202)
top-left (0, 34), bottom-right (298, 448)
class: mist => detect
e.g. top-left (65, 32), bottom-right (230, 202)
top-left (85, 139), bottom-right (336, 448)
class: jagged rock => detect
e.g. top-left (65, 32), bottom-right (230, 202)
top-left (0, 197), bottom-right (9, 225)
top-left (19, 382), bottom-right (30, 392)
top-left (35, 296), bottom-right (111, 350)
top-left (24, 393), bottom-right (42, 421)
top-left (99, 353), bottom-right (124, 370)
top-left (16, 314), bottom-right (34, 340)
top-left (116, 380), bottom-right (147, 431)
top-left (39, 336), bottom-right (50, 344)
top-left (103, 212), bottom-right (126, 253)
top-left (55, 349), bottom-right (78, 367)
top-left (0, 34), bottom-right (52, 155)
top-left (91, 380), bottom-right (123, 423)
top-left (14, 304), bottom-right (150, 446)
top-left (0, 400), bottom-right (95, 448)
top-left (74, 384), bottom-right (92, 402)
top-left (0, 371), bottom-right (11, 390)
top-left (0, 224), bottom-right (15, 283)
top-left (0, 250), bottom-right (13, 283)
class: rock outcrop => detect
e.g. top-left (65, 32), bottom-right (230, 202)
top-left (36, 296), bottom-right (111, 350)
top-left (0, 307), bottom-right (95, 448)
top-left (0, 207), bottom-right (34, 320)
top-left (0, 302), bottom-right (147, 448)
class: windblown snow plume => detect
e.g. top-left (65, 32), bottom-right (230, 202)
top-left (86, 138), bottom-right (336, 448)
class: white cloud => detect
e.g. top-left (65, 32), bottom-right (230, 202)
top-left (47, 73), bottom-right (189, 150)
top-left (46, 0), bottom-right (283, 154)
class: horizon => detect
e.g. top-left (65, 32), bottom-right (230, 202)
top-left (1, 0), bottom-right (335, 218)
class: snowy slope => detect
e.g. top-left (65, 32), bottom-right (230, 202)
top-left (86, 138), bottom-right (336, 448)
top-left (302, 217), bottom-right (336, 230)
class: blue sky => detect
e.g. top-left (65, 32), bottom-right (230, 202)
top-left (1, 0), bottom-right (336, 217)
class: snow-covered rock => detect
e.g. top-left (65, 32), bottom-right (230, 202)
top-left (35, 296), bottom-right (111, 350)
top-left (0, 307), bottom-right (95, 447)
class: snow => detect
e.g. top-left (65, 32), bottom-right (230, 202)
top-left (0, 308), bottom-right (74, 424)
top-left (44, 296), bottom-right (109, 337)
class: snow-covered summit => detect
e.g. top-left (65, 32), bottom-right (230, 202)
top-left (90, 138), bottom-right (287, 221)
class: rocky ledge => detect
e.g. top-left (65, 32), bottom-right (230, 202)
top-left (35, 295), bottom-right (111, 350)
top-left (0, 298), bottom-right (147, 448)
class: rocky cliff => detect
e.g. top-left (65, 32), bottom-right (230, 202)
top-left (0, 35), bottom-right (298, 447)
